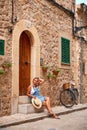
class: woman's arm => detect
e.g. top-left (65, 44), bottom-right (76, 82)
top-left (26, 85), bottom-right (36, 98)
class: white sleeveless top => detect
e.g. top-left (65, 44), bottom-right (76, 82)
top-left (30, 87), bottom-right (35, 94)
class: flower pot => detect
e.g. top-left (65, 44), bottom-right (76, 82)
top-left (42, 67), bottom-right (48, 72)
top-left (52, 70), bottom-right (59, 76)
top-left (2, 66), bottom-right (9, 73)
top-left (41, 66), bottom-right (49, 72)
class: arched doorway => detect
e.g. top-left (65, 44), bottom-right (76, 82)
top-left (12, 20), bottom-right (40, 114)
top-left (19, 31), bottom-right (31, 95)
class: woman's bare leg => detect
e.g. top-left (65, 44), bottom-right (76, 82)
top-left (42, 97), bottom-right (60, 119)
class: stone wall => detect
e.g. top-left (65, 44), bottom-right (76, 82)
top-left (0, 70), bottom-right (12, 116)
top-left (55, 0), bottom-right (75, 11)
top-left (0, 0), bottom-right (12, 116)
top-left (75, 4), bottom-right (87, 39)
top-left (2, 0), bottom-right (87, 116)
top-left (75, 4), bottom-right (87, 103)
top-left (82, 41), bottom-right (87, 103)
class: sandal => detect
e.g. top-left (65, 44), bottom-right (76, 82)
top-left (52, 114), bottom-right (60, 119)
top-left (48, 112), bottom-right (60, 119)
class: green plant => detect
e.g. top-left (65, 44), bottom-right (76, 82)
top-left (0, 69), bottom-right (5, 75)
top-left (47, 72), bottom-right (56, 78)
top-left (41, 65), bottom-right (49, 69)
top-left (2, 61), bottom-right (12, 68)
top-left (56, 68), bottom-right (61, 72)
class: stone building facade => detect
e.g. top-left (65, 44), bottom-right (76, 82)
top-left (0, 0), bottom-right (87, 116)
top-left (75, 4), bottom-right (87, 103)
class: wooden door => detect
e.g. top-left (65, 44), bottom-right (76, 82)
top-left (19, 31), bottom-right (31, 95)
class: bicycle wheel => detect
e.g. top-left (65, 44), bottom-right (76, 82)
top-left (73, 88), bottom-right (79, 105)
top-left (60, 89), bottom-right (75, 108)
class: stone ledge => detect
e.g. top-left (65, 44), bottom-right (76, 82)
top-left (18, 104), bottom-right (44, 114)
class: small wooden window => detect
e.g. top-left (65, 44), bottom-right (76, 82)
top-left (61, 37), bottom-right (70, 65)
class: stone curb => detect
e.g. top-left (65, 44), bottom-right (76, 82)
top-left (0, 105), bottom-right (87, 128)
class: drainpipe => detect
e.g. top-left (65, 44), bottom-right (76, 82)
top-left (72, 2), bottom-right (75, 37)
top-left (79, 18), bottom-right (83, 104)
top-left (11, 0), bottom-right (14, 24)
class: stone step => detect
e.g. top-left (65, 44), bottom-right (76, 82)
top-left (18, 96), bottom-right (44, 114)
top-left (18, 103), bottom-right (44, 114)
top-left (18, 96), bottom-right (31, 104)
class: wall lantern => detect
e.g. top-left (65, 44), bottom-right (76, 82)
top-left (40, 58), bottom-right (43, 66)
top-left (8, 26), bottom-right (13, 33)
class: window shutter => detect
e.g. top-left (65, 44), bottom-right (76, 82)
top-left (0, 40), bottom-right (5, 55)
top-left (61, 37), bottom-right (70, 64)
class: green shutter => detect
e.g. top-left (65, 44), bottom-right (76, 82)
top-left (0, 40), bottom-right (5, 55)
top-left (61, 37), bottom-right (70, 64)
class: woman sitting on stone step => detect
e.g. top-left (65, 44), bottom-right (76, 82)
top-left (27, 77), bottom-right (60, 119)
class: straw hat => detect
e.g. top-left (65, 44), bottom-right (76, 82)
top-left (32, 98), bottom-right (42, 109)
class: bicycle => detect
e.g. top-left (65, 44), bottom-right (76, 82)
top-left (60, 83), bottom-right (79, 108)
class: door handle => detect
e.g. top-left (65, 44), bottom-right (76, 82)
top-left (24, 61), bottom-right (30, 65)
top-left (25, 61), bottom-right (28, 65)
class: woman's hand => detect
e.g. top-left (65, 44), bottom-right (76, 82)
top-left (32, 96), bottom-right (36, 99)
top-left (39, 78), bottom-right (44, 85)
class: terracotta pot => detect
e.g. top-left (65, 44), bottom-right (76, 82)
top-left (52, 70), bottom-right (59, 76)
top-left (42, 67), bottom-right (48, 72)
top-left (4, 66), bottom-right (9, 73)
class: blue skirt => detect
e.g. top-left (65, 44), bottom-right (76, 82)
top-left (31, 87), bottom-right (46, 102)
top-left (35, 95), bottom-right (46, 102)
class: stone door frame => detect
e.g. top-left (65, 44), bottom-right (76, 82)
top-left (12, 20), bottom-right (40, 114)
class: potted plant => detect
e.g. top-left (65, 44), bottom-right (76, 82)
top-left (41, 65), bottom-right (49, 72)
top-left (2, 61), bottom-right (12, 68)
top-left (1, 61), bottom-right (12, 72)
top-left (0, 68), bottom-right (5, 75)
top-left (52, 68), bottom-right (61, 76)
top-left (47, 72), bottom-right (56, 79)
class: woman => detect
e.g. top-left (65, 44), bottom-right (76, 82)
top-left (27, 77), bottom-right (60, 119)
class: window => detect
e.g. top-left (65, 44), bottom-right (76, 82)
top-left (0, 39), bottom-right (5, 55)
top-left (61, 37), bottom-right (70, 65)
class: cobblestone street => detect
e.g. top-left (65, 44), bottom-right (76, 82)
top-left (1, 109), bottom-right (87, 130)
